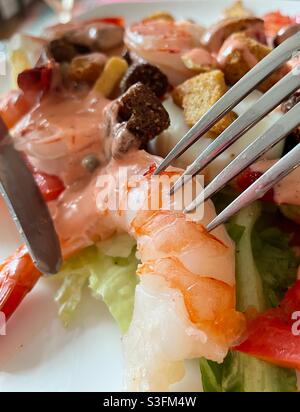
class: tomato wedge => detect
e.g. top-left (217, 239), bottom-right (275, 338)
top-left (22, 156), bottom-right (65, 202)
top-left (85, 16), bottom-right (124, 27)
top-left (236, 168), bottom-right (274, 202)
top-left (17, 65), bottom-right (52, 94)
top-left (264, 11), bottom-right (295, 38)
top-left (234, 280), bottom-right (300, 369)
top-left (0, 65), bottom-right (53, 129)
top-left (33, 172), bottom-right (65, 202)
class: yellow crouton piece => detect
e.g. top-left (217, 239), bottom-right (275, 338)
top-left (219, 32), bottom-right (289, 92)
top-left (172, 70), bottom-right (237, 135)
top-left (223, 1), bottom-right (253, 19)
top-left (93, 57), bottom-right (128, 97)
top-left (181, 53), bottom-right (217, 74)
top-left (142, 11), bottom-right (174, 22)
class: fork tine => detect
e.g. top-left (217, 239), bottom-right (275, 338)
top-left (205, 144), bottom-right (300, 232)
top-left (154, 31), bottom-right (300, 176)
top-left (170, 66), bottom-right (300, 195)
top-left (184, 101), bottom-right (300, 213)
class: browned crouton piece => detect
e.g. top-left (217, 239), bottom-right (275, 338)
top-left (202, 16), bottom-right (265, 53)
top-left (172, 70), bottom-right (237, 136)
top-left (110, 83), bottom-right (170, 158)
top-left (68, 53), bottom-right (107, 84)
top-left (218, 32), bottom-right (289, 92)
top-left (120, 62), bottom-right (169, 97)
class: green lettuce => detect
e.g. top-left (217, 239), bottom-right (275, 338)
top-left (252, 225), bottom-right (299, 307)
top-left (88, 250), bottom-right (138, 333)
top-left (52, 234), bottom-right (139, 333)
top-left (200, 201), bottom-right (298, 392)
top-left (201, 350), bottom-right (297, 393)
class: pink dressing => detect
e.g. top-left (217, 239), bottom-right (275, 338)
top-left (251, 160), bottom-right (300, 206)
top-left (202, 18), bottom-right (265, 53)
top-left (217, 35), bottom-right (258, 68)
top-left (182, 47), bottom-right (217, 67)
top-left (11, 89), bottom-right (111, 185)
top-left (50, 175), bottom-right (115, 256)
top-left (51, 150), bottom-right (160, 256)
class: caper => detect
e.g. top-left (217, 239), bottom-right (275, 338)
top-left (82, 154), bottom-right (100, 172)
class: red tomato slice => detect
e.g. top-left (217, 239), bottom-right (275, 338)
top-left (236, 168), bottom-right (274, 202)
top-left (22, 156), bottom-right (65, 202)
top-left (234, 281), bottom-right (300, 369)
top-left (85, 16), bottom-right (124, 27)
top-left (264, 11), bottom-right (295, 38)
top-left (0, 65), bottom-right (53, 129)
top-left (33, 172), bottom-right (65, 202)
top-left (17, 65), bottom-right (52, 94)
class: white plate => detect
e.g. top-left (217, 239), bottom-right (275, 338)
top-left (0, 0), bottom-right (299, 392)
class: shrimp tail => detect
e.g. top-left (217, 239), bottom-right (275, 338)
top-left (0, 246), bottom-right (41, 319)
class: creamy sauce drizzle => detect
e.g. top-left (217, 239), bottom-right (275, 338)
top-left (217, 36), bottom-right (258, 68)
top-left (11, 89), bottom-right (111, 185)
top-left (182, 47), bottom-right (217, 67)
top-left (202, 19), bottom-right (264, 53)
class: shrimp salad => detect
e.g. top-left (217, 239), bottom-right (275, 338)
top-left (0, 0), bottom-right (300, 392)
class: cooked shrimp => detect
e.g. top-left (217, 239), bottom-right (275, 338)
top-left (125, 19), bottom-right (206, 85)
top-left (0, 149), bottom-right (244, 390)
top-left (0, 246), bottom-right (41, 319)
top-left (10, 88), bottom-right (111, 186)
top-left (0, 90), bottom-right (31, 129)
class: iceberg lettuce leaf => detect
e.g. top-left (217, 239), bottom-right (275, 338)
top-left (52, 235), bottom-right (138, 333)
top-left (88, 250), bottom-right (138, 333)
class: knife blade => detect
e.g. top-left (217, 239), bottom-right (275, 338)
top-left (0, 117), bottom-right (62, 274)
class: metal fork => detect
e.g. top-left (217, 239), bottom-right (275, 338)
top-left (154, 30), bottom-right (300, 230)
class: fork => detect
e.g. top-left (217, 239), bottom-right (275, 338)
top-left (154, 30), bottom-right (300, 230)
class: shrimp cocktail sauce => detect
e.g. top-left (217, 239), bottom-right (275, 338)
top-left (0, 1), bottom-right (300, 392)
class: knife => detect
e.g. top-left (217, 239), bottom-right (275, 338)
top-left (0, 117), bottom-right (62, 274)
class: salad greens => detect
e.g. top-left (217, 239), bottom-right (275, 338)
top-left (253, 225), bottom-right (299, 308)
top-left (52, 191), bottom-right (298, 392)
top-left (88, 250), bottom-right (138, 333)
top-left (52, 234), bottom-right (139, 333)
top-left (200, 201), bottom-right (298, 392)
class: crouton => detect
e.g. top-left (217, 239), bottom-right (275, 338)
top-left (110, 83), bottom-right (170, 158)
top-left (223, 1), bottom-right (253, 19)
top-left (218, 32), bottom-right (289, 92)
top-left (202, 16), bottom-right (265, 53)
top-left (142, 11), bottom-right (174, 22)
top-left (172, 70), bottom-right (237, 135)
top-left (68, 53), bottom-right (107, 84)
top-left (120, 62), bottom-right (169, 97)
top-left (181, 48), bottom-right (218, 74)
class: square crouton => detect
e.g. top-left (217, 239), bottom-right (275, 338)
top-left (218, 32), bottom-right (289, 92)
top-left (172, 70), bottom-right (237, 135)
top-left (223, 0), bottom-right (253, 19)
